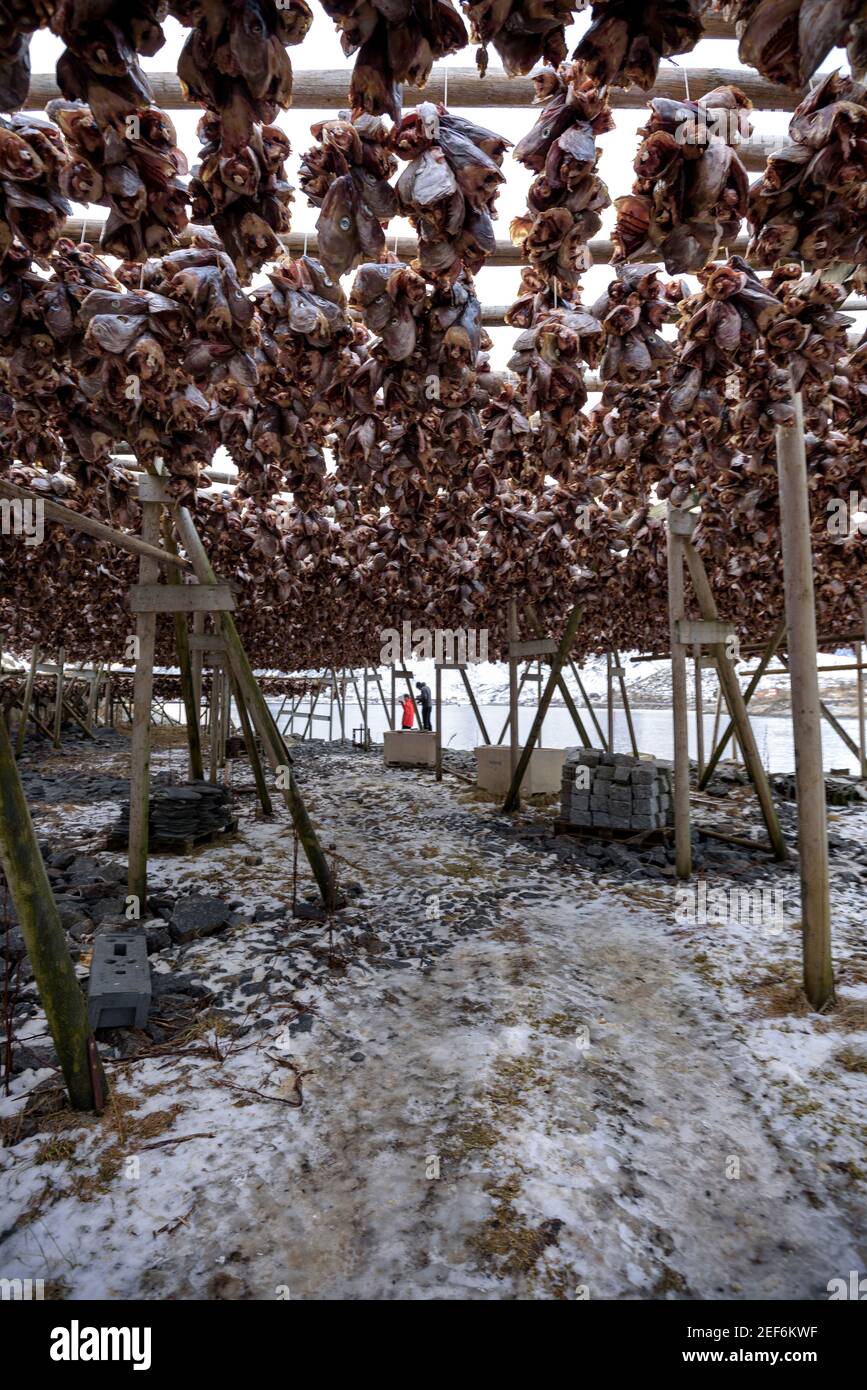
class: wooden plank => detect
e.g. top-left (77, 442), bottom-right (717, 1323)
top-left (775, 395), bottom-right (833, 1009)
top-left (459, 665), bottom-right (491, 746)
top-left (666, 511), bottom-right (691, 879)
top-left (508, 600), bottom-right (520, 802)
top-left (510, 638), bottom-right (557, 658)
top-left (188, 633), bottom-right (227, 653)
top-left (676, 618), bottom-right (735, 646)
top-left (129, 583), bottom-right (235, 614)
top-left (23, 62), bottom-right (799, 112)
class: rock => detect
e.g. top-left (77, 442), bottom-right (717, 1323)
top-left (169, 896), bottom-right (231, 944)
top-left (150, 969), bottom-right (195, 997)
top-left (11, 1042), bottom-right (58, 1075)
top-left (143, 920), bottom-right (172, 954)
top-left (293, 902), bottom-right (328, 921)
top-left (91, 897), bottom-right (127, 925)
top-left (55, 900), bottom-right (90, 930)
top-left (0, 927), bottom-right (27, 962)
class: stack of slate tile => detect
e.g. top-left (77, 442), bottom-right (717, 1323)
top-left (561, 750), bottom-right (673, 833)
top-left (110, 782), bottom-right (235, 849)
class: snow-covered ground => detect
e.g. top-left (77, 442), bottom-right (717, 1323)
top-left (1, 739), bottom-right (865, 1299)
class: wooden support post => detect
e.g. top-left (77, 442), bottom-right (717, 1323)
top-left (0, 715), bottom-right (106, 1110)
top-left (301, 681), bottom-right (322, 741)
top-left (613, 647), bottom-right (638, 757)
top-left (220, 666), bottom-right (231, 765)
top-left (569, 660), bottom-right (608, 750)
top-left (503, 604), bottom-right (582, 814)
top-left (128, 489), bottom-right (160, 908)
top-left (62, 697), bottom-right (96, 740)
top-left (508, 600), bottom-right (520, 796)
top-left (16, 646), bottom-right (39, 756)
top-left (53, 647), bottom-right (65, 748)
top-left (606, 649), bottom-right (614, 753)
top-left (459, 666), bottom-right (491, 745)
top-left (700, 617), bottom-right (786, 789)
top-left (208, 663), bottom-right (220, 783)
top-left (435, 665), bottom-right (443, 781)
top-left (164, 522), bottom-right (204, 781)
top-left (173, 506), bottom-right (337, 909)
top-left (857, 638), bottom-right (867, 779)
top-left (666, 510), bottom-right (692, 879)
top-left (86, 665), bottom-right (102, 733)
top-left (230, 672), bottom-right (272, 816)
top-left (104, 672), bottom-right (113, 728)
top-left (496, 669), bottom-right (527, 745)
top-left (390, 666), bottom-right (396, 733)
top-left (682, 540), bottom-right (788, 863)
top-left (524, 608), bottom-right (592, 748)
top-left (775, 652), bottom-right (861, 762)
top-left (693, 644), bottom-right (704, 780)
top-left (776, 395), bottom-right (833, 1009)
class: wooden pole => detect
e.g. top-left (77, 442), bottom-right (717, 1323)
top-left (128, 489), bottom-right (160, 908)
top-left (0, 476), bottom-right (189, 570)
top-left (459, 666), bottom-right (491, 745)
top-left (86, 665), bottom-right (102, 733)
top-left (230, 672), bottom-right (272, 816)
top-left (569, 660), bottom-right (608, 750)
top-left (16, 646), bottom-right (39, 756)
top-left (606, 649), bottom-right (614, 753)
top-left (435, 665), bottom-right (443, 781)
top-left (0, 715), bottom-right (106, 1110)
top-left (693, 644), bottom-right (704, 780)
top-left (666, 510), bottom-right (692, 879)
top-left (682, 541), bottom-right (788, 862)
top-left (776, 395), bottom-right (833, 1009)
top-left (53, 647), bottom-right (65, 748)
top-left (164, 522), bottom-right (204, 781)
top-left (503, 604), bottom-right (582, 814)
top-left (700, 617), bottom-right (786, 789)
top-left (775, 652), bottom-right (861, 762)
top-left (857, 639), bottom-right (867, 779)
top-left (508, 600), bottom-right (520, 795)
top-left (496, 669), bottom-right (527, 744)
top-left (208, 663), bottom-right (220, 783)
top-left (173, 505), bottom-right (337, 908)
top-left (613, 647), bottom-right (638, 757)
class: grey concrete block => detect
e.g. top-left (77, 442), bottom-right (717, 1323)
top-left (88, 930), bottom-right (151, 1030)
top-left (609, 786), bottom-right (633, 803)
top-left (631, 767), bottom-right (655, 785)
top-left (629, 814), bottom-right (659, 830)
top-left (568, 810), bottom-right (593, 827)
top-left (570, 793), bottom-right (591, 811)
top-left (595, 765), bottom-right (615, 780)
top-left (592, 812), bottom-right (613, 827)
top-left (613, 765), bottom-right (632, 784)
top-left (611, 753), bottom-right (635, 767)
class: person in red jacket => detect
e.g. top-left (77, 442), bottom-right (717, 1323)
top-left (401, 694), bottom-right (415, 729)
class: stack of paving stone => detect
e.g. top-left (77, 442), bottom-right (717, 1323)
top-left (110, 782), bottom-right (235, 848)
top-left (560, 750), bottom-right (673, 833)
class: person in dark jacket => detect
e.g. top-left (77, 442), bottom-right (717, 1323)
top-left (416, 680), bottom-right (433, 731)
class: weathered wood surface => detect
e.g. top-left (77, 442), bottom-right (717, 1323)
top-left (129, 584), bottom-right (235, 614)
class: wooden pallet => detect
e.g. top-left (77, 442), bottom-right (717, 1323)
top-left (553, 819), bottom-right (670, 847)
top-left (105, 818), bottom-right (238, 855)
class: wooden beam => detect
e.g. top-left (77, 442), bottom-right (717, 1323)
top-left (22, 62), bottom-right (799, 111)
top-left (53, 647), bottom-right (64, 749)
top-left (503, 604), bottom-right (583, 814)
top-left (0, 477), bottom-right (189, 569)
top-left (858, 635), bottom-right (867, 779)
top-left (775, 395), bottom-right (833, 1009)
top-left (676, 618), bottom-right (735, 646)
top-left (230, 671), bottom-right (273, 816)
top-left (164, 521), bottom-right (204, 782)
top-left (129, 583), bottom-right (235, 614)
top-left (173, 505), bottom-right (338, 908)
top-left (127, 488), bottom-right (160, 908)
top-left (459, 666), bottom-right (492, 746)
top-left (15, 646), bottom-right (39, 756)
top-left (435, 665), bottom-right (443, 782)
top-left (510, 638), bottom-right (557, 658)
top-left (187, 633), bottom-right (227, 654)
top-left (699, 616), bottom-right (787, 789)
top-left (682, 539), bottom-right (788, 863)
top-left (0, 715), bottom-right (106, 1110)
top-left (776, 651), bottom-right (861, 762)
top-left (614, 646), bottom-right (639, 757)
top-left (508, 600), bottom-right (520, 803)
top-left (667, 511), bottom-right (692, 879)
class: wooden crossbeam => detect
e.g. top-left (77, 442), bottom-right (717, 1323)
top-left (129, 583), bottom-right (235, 614)
top-left (676, 618), bottom-right (735, 645)
top-left (23, 59), bottom-right (799, 113)
top-left (0, 477), bottom-right (190, 569)
top-left (510, 638), bottom-right (558, 658)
